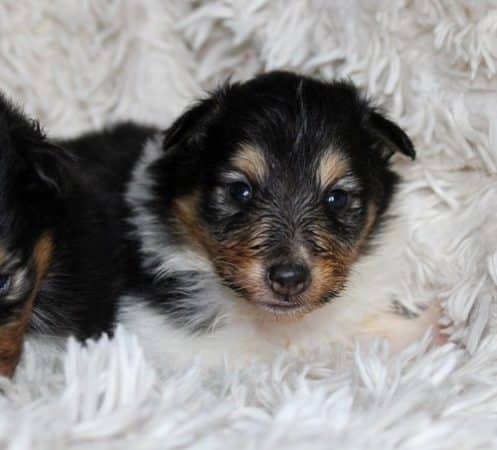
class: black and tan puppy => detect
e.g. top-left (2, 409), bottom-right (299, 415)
top-left (0, 72), bottom-right (443, 375)
top-left (120, 72), bottom-right (443, 365)
top-left (0, 100), bottom-right (60, 375)
top-left (0, 95), bottom-right (135, 375)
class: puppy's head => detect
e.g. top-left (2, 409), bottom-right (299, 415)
top-left (0, 95), bottom-right (70, 316)
top-left (152, 72), bottom-right (415, 317)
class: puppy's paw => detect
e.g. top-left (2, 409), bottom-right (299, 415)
top-left (419, 301), bottom-right (449, 347)
top-left (358, 300), bottom-right (448, 353)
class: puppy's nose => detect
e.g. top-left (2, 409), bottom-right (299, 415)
top-left (267, 263), bottom-right (310, 297)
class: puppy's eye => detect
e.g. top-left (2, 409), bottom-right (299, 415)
top-left (0, 274), bottom-right (11, 295)
top-left (228, 181), bottom-right (253, 205)
top-left (325, 189), bottom-right (349, 212)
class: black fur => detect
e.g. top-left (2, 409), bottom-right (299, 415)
top-left (0, 98), bottom-right (155, 340)
top-left (33, 123), bottom-right (159, 338)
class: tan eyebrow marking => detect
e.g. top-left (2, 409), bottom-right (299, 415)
top-left (317, 151), bottom-right (350, 188)
top-left (0, 247), bottom-right (6, 265)
top-left (230, 144), bottom-right (267, 183)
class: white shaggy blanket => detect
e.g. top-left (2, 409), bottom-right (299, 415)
top-left (1, 1), bottom-right (497, 448)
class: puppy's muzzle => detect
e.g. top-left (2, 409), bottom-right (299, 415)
top-left (267, 262), bottom-right (310, 297)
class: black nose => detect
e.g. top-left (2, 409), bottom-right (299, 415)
top-left (267, 263), bottom-right (310, 297)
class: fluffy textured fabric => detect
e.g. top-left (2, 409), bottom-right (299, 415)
top-left (0, 0), bottom-right (496, 448)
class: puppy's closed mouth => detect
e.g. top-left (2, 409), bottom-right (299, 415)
top-left (256, 299), bottom-right (307, 314)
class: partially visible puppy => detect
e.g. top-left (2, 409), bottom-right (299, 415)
top-left (0, 95), bottom-right (131, 376)
top-left (121, 71), bottom-right (443, 366)
top-left (0, 99), bottom-right (62, 375)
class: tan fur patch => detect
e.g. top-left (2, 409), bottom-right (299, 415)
top-left (353, 203), bottom-right (378, 255)
top-left (0, 247), bottom-right (6, 265)
top-left (173, 194), bottom-right (213, 260)
top-left (33, 234), bottom-right (54, 277)
top-left (0, 233), bottom-right (53, 377)
top-left (318, 151), bottom-right (349, 188)
top-left (230, 145), bottom-right (267, 183)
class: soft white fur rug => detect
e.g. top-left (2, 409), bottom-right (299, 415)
top-left (1, 1), bottom-right (497, 448)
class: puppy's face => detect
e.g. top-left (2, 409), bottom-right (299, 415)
top-left (153, 72), bottom-right (414, 317)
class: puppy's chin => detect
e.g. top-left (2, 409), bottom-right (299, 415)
top-left (257, 303), bottom-right (309, 320)
top-left (238, 290), bottom-right (316, 320)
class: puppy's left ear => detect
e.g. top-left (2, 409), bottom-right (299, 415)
top-left (368, 110), bottom-right (416, 161)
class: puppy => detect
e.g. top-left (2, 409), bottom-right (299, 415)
top-left (0, 95), bottom-right (139, 376)
top-left (119, 71), bottom-right (443, 365)
top-left (0, 98), bottom-right (60, 375)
